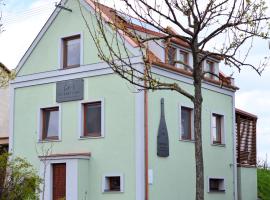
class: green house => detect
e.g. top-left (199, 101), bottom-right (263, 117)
top-left (10, 0), bottom-right (257, 199)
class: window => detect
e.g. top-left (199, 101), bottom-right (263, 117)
top-left (205, 61), bottom-right (215, 79)
top-left (62, 35), bottom-right (80, 68)
top-left (102, 174), bottom-right (124, 193)
top-left (83, 101), bottom-right (101, 137)
top-left (179, 50), bottom-right (189, 70)
top-left (181, 107), bottom-right (193, 140)
top-left (167, 46), bottom-right (176, 66)
top-left (209, 178), bottom-right (225, 192)
top-left (41, 107), bottom-right (59, 140)
top-left (211, 113), bottom-right (224, 144)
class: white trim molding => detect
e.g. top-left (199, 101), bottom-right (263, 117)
top-left (135, 74), bottom-right (145, 200)
top-left (102, 173), bottom-right (124, 193)
top-left (232, 93), bottom-right (238, 200)
top-left (78, 98), bottom-right (105, 139)
top-left (12, 57), bottom-right (143, 88)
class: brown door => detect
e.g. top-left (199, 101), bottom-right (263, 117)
top-left (52, 163), bottom-right (66, 200)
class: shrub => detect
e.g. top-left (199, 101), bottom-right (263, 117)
top-left (0, 153), bottom-right (42, 200)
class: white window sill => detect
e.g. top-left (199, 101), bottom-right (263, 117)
top-left (208, 190), bottom-right (226, 193)
top-left (179, 139), bottom-right (195, 143)
top-left (211, 143), bottom-right (226, 147)
top-left (38, 139), bottom-right (61, 143)
top-left (102, 191), bottom-right (123, 194)
top-left (79, 136), bottom-right (104, 140)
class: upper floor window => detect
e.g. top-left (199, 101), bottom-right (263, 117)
top-left (205, 61), bottom-right (216, 79)
top-left (41, 107), bottom-right (59, 140)
top-left (62, 35), bottom-right (80, 69)
top-left (211, 113), bottom-right (224, 145)
top-left (167, 46), bottom-right (176, 66)
top-left (179, 50), bottom-right (189, 70)
top-left (181, 106), bottom-right (193, 140)
top-left (83, 101), bottom-right (102, 137)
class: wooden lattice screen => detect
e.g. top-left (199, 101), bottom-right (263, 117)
top-left (236, 109), bottom-right (257, 167)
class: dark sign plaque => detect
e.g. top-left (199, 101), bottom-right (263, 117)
top-left (56, 78), bottom-right (84, 103)
top-left (157, 98), bottom-right (169, 157)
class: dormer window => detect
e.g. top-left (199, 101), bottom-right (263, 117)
top-left (205, 61), bottom-right (216, 79)
top-left (167, 46), bottom-right (176, 66)
top-left (179, 50), bottom-right (189, 70)
top-left (62, 35), bottom-right (81, 69)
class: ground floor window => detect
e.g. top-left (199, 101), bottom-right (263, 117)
top-left (102, 174), bottom-right (124, 193)
top-left (208, 178), bottom-right (225, 192)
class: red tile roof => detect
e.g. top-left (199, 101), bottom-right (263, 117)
top-left (85, 0), bottom-right (236, 90)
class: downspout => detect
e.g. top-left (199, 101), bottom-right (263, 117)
top-left (144, 73), bottom-right (149, 200)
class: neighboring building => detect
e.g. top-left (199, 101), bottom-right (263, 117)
top-left (9, 1), bottom-right (257, 200)
top-left (0, 62), bottom-right (10, 152)
top-left (236, 109), bottom-right (257, 200)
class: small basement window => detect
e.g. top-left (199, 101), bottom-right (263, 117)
top-left (102, 174), bottom-right (124, 193)
top-left (209, 178), bottom-right (225, 192)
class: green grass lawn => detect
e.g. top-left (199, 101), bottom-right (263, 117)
top-left (258, 168), bottom-right (270, 200)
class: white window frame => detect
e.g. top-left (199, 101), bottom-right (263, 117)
top-left (208, 177), bottom-right (226, 193)
top-left (176, 49), bottom-right (190, 70)
top-left (78, 98), bottom-right (105, 139)
top-left (37, 104), bottom-right (62, 142)
top-left (178, 103), bottom-right (194, 141)
top-left (210, 111), bottom-right (226, 146)
top-left (58, 32), bottom-right (83, 69)
top-left (204, 59), bottom-right (219, 80)
top-left (102, 173), bottom-right (124, 193)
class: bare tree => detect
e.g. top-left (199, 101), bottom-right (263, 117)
top-left (35, 142), bottom-right (54, 200)
top-left (78, 0), bottom-right (270, 199)
top-left (0, 3), bottom-right (15, 88)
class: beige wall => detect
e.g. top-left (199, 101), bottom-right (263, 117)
top-left (0, 86), bottom-right (9, 139)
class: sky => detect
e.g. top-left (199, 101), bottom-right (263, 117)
top-left (0, 0), bottom-right (269, 163)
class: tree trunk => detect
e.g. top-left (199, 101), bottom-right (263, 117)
top-left (194, 83), bottom-right (204, 200)
top-left (192, 39), bottom-right (204, 200)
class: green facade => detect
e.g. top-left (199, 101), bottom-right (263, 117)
top-left (11, 0), bottom-right (256, 200)
top-left (237, 167), bottom-right (257, 200)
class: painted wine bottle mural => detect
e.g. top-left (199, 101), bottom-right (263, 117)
top-left (157, 98), bottom-right (169, 157)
